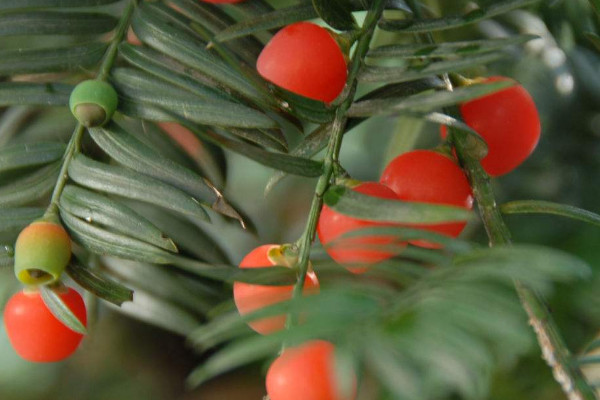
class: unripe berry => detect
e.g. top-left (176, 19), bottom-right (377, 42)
top-left (318, 182), bottom-right (404, 274)
top-left (257, 22), bottom-right (348, 103)
top-left (267, 340), bottom-right (356, 400)
top-left (233, 244), bottom-right (319, 335)
top-left (69, 80), bottom-right (118, 127)
top-left (3, 287), bottom-right (87, 362)
top-left (14, 220), bottom-right (71, 285)
top-left (380, 150), bottom-right (473, 248)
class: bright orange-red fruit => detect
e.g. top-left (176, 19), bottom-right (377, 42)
top-left (233, 245), bottom-right (319, 335)
top-left (317, 182), bottom-right (404, 274)
top-left (267, 340), bottom-right (356, 400)
top-left (380, 150), bottom-right (473, 248)
top-left (3, 287), bottom-right (87, 362)
top-left (257, 22), bottom-right (348, 103)
top-left (441, 76), bottom-right (541, 176)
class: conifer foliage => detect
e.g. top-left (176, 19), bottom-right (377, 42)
top-left (0, 0), bottom-right (599, 399)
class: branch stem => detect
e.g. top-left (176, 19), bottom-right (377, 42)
top-left (453, 134), bottom-right (596, 400)
top-left (285, 0), bottom-right (386, 332)
top-left (44, 0), bottom-right (136, 221)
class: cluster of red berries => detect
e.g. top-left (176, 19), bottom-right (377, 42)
top-left (233, 18), bottom-right (541, 400)
top-left (3, 220), bottom-right (87, 362)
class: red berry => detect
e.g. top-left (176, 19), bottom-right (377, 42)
top-left (441, 76), bottom-right (541, 176)
top-left (257, 22), bottom-right (348, 103)
top-left (3, 287), bottom-right (87, 362)
top-left (233, 245), bottom-right (319, 335)
top-left (380, 150), bottom-right (473, 248)
top-left (266, 340), bottom-right (356, 400)
top-left (317, 182), bottom-right (404, 274)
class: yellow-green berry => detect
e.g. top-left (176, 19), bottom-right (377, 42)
top-left (14, 220), bottom-right (71, 285)
top-left (69, 80), bottom-right (118, 127)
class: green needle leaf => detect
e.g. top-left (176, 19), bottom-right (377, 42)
top-left (500, 200), bottom-right (600, 228)
top-left (66, 259), bottom-right (134, 307)
top-left (323, 185), bottom-right (473, 223)
top-left (40, 285), bottom-right (87, 335)
top-left (312, 0), bottom-right (358, 30)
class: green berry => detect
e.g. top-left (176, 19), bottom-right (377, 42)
top-left (14, 220), bottom-right (71, 285)
top-left (69, 80), bottom-right (118, 127)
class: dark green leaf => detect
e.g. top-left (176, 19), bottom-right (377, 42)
top-left (0, 245), bottom-right (14, 268)
top-left (0, 142), bottom-right (65, 174)
top-left (312, 0), bottom-right (358, 30)
top-left (88, 123), bottom-right (215, 202)
top-left (0, 82), bottom-right (72, 107)
top-left (273, 86), bottom-right (335, 124)
top-left (109, 287), bottom-right (200, 336)
top-left (584, 32), bottom-right (600, 53)
top-left (0, 11), bottom-right (117, 36)
top-left (265, 79), bottom-right (446, 194)
top-left (360, 52), bottom-right (506, 83)
top-left (454, 245), bottom-right (591, 290)
top-left (66, 258), bottom-right (133, 306)
top-left (132, 3), bottom-right (267, 104)
top-left (338, 226), bottom-right (475, 254)
top-left (111, 68), bottom-right (277, 130)
top-left (0, 0), bottom-right (120, 10)
top-left (59, 185), bottom-right (178, 252)
top-left (0, 207), bottom-right (44, 242)
top-left (117, 97), bottom-right (286, 151)
top-left (171, 256), bottom-right (297, 285)
top-left (128, 109), bottom-right (323, 177)
top-left (118, 43), bottom-right (234, 102)
top-left (214, 4), bottom-right (317, 43)
top-left (424, 112), bottom-right (488, 159)
top-left (379, 0), bottom-right (541, 32)
top-left (368, 35), bottom-right (538, 59)
top-left (348, 80), bottom-right (513, 117)
top-left (101, 257), bottom-right (219, 314)
top-left (323, 184), bottom-right (473, 223)
top-left (68, 154), bottom-right (210, 222)
top-left (40, 285), bottom-right (87, 335)
top-left (131, 203), bottom-right (229, 264)
top-left (0, 162), bottom-right (60, 207)
top-left (0, 42), bottom-right (107, 76)
top-left (60, 210), bottom-right (175, 264)
top-left (171, 0), bottom-right (263, 64)
top-left (500, 200), bottom-right (600, 228)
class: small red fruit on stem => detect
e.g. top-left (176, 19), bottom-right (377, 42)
top-left (3, 287), bottom-right (87, 362)
top-left (318, 182), bottom-right (404, 274)
top-left (380, 150), bottom-right (473, 248)
top-left (267, 340), bottom-right (356, 400)
top-left (257, 22), bottom-right (348, 103)
top-left (441, 76), bottom-right (541, 176)
top-left (233, 244), bottom-right (319, 335)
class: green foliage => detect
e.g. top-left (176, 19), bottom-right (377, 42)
top-left (0, 0), bottom-right (598, 399)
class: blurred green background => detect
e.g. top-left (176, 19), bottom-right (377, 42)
top-left (1, 0), bottom-right (599, 399)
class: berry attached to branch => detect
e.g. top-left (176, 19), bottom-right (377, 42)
top-left (380, 150), bottom-right (473, 248)
top-left (443, 76), bottom-right (541, 176)
top-left (266, 340), bottom-right (356, 400)
top-left (14, 220), bottom-right (71, 285)
top-left (3, 287), bottom-right (87, 362)
top-left (257, 22), bottom-right (348, 103)
top-left (69, 80), bottom-right (118, 127)
top-left (318, 182), bottom-right (404, 274)
top-left (233, 244), bottom-right (319, 335)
